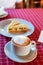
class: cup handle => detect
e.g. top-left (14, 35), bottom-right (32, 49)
top-left (30, 41), bottom-right (36, 51)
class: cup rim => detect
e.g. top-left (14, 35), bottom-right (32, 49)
top-left (11, 35), bottom-right (31, 47)
top-left (11, 40), bottom-right (31, 47)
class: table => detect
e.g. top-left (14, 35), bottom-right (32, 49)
top-left (0, 8), bottom-right (43, 65)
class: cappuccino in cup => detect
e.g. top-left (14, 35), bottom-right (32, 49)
top-left (12, 35), bottom-right (31, 46)
top-left (11, 35), bottom-right (36, 56)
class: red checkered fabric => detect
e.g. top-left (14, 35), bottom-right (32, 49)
top-left (0, 8), bottom-right (43, 65)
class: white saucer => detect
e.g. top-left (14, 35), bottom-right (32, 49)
top-left (4, 41), bottom-right (37, 63)
top-left (0, 11), bottom-right (8, 18)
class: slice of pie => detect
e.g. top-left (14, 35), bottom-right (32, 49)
top-left (8, 20), bottom-right (28, 34)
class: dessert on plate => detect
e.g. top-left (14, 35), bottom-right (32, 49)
top-left (8, 20), bottom-right (29, 34)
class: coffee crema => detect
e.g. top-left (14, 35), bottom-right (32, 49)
top-left (12, 35), bottom-right (31, 46)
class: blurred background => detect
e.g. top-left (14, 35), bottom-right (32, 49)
top-left (0, 0), bottom-right (43, 8)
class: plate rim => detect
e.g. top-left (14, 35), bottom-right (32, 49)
top-left (4, 41), bottom-right (37, 63)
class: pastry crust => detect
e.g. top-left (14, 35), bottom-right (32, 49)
top-left (8, 20), bottom-right (28, 34)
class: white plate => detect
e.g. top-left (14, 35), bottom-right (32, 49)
top-left (0, 18), bottom-right (34, 37)
top-left (0, 11), bottom-right (8, 18)
top-left (4, 41), bottom-right (37, 63)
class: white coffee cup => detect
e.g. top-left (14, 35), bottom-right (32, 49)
top-left (11, 35), bottom-right (36, 56)
top-left (0, 7), bottom-right (4, 15)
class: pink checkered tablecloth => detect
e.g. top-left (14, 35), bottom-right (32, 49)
top-left (0, 8), bottom-right (43, 65)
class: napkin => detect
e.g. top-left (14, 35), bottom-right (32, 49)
top-left (38, 31), bottom-right (43, 42)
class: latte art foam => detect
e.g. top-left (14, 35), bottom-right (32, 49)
top-left (13, 36), bottom-right (26, 45)
top-left (12, 35), bottom-right (31, 46)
